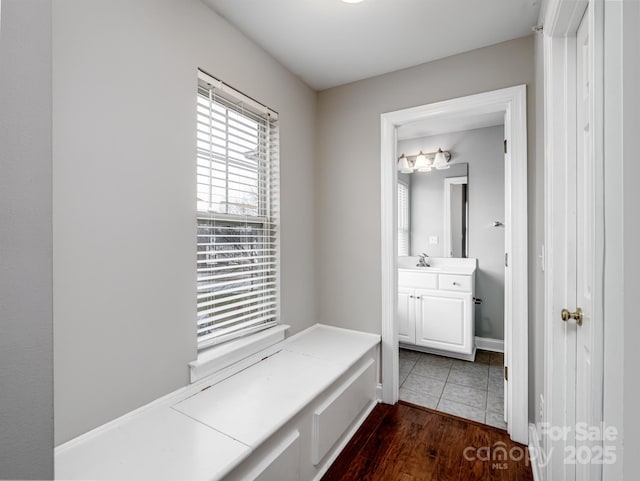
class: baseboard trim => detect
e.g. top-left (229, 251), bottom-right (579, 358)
top-left (376, 383), bottom-right (383, 401)
top-left (475, 336), bottom-right (504, 353)
top-left (528, 423), bottom-right (544, 481)
top-left (399, 342), bottom-right (476, 361)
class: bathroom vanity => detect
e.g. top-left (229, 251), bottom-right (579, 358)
top-left (398, 257), bottom-right (477, 361)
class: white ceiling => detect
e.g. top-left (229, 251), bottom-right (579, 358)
top-left (397, 111), bottom-right (505, 141)
top-left (201, 0), bottom-right (541, 90)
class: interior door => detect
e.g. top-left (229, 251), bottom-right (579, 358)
top-left (574, 7), bottom-right (603, 479)
top-left (548, 5), bottom-right (602, 480)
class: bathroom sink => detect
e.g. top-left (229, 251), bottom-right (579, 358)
top-left (397, 257), bottom-right (477, 274)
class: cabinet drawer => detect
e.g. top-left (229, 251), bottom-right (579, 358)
top-left (439, 274), bottom-right (472, 292)
top-left (398, 270), bottom-right (438, 289)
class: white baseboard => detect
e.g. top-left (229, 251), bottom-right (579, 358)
top-left (400, 342), bottom-right (476, 361)
top-left (376, 383), bottom-right (383, 401)
top-left (528, 423), bottom-right (544, 481)
top-left (475, 336), bottom-right (504, 353)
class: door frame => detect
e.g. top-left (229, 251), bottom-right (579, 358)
top-left (380, 85), bottom-right (529, 444)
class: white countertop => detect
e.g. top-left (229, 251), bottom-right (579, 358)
top-left (398, 266), bottom-right (476, 275)
top-left (397, 256), bottom-right (477, 276)
top-left (55, 324), bottom-right (380, 481)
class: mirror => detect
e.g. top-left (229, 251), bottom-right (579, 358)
top-left (397, 163), bottom-right (469, 258)
top-left (444, 176), bottom-right (468, 257)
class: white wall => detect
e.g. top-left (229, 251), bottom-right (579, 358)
top-left (400, 126), bottom-right (505, 341)
top-left (316, 35), bottom-right (539, 417)
top-left (0, 0), bottom-right (54, 478)
top-left (53, 0), bottom-right (317, 444)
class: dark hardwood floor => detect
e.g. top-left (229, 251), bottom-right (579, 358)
top-left (322, 401), bottom-right (534, 481)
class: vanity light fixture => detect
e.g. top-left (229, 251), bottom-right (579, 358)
top-left (433, 148), bottom-right (451, 170)
top-left (397, 148), bottom-right (451, 173)
top-left (397, 154), bottom-right (413, 174)
top-left (413, 150), bottom-right (432, 172)
top-left (341, 0), bottom-right (365, 3)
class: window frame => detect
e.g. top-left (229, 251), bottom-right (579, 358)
top-left (397, 179), bottom-right (410, 256)
top-left (195, 70), bottom-right (281, 351)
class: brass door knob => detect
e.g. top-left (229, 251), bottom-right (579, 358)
top-left (561, 307), bottom-right (583, 326)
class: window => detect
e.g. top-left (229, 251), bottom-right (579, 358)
top-left (398, 181), bottom-right (409, 256)
top-left (196, 70), bottom-right (280, 349)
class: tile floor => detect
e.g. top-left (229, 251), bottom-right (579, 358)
top-left (399, 348), bottom-right (507, 430)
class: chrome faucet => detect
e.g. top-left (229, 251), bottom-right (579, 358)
top-left (416, 253), bottom-right (430, 267)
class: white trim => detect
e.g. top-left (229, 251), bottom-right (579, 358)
top-left (401, 342), bottom-right (477, 362)
top-left (542, 1), bottom-right (606, 480)
top-left (381, 114), bottom-right (400, 405)
top-left (197, 68), bottom-right (279, 120)
top-left (475, 336), bottom-right (504, 353)
top-left (380, 85), bottom-right (528, 445)
top-left (528, 423), bottom-right (544, 481)
top-left (375, 383), bottom-right (383, 401)
top-left (601, 1), bottom-right (626, 479)
top-left (443, 176), bottom-right (468, 258)
top-left (189, 324), bottom-right (289, 383)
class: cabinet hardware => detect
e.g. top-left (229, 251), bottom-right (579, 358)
top-left (561, 307), bottom-right (583, 326)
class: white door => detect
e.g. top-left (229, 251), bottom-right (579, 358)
top-left (546, 3), bottom-right (603, 479)
top-left (574, 7), bottom-right (604, 479)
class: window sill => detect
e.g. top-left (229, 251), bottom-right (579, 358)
top-left (189, 324), bottom-right (290, 383)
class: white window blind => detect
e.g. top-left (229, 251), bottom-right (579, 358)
top-left (196, 70), bottom-right (280, 349)
top-left (398, 181), bottom-right (409, 256)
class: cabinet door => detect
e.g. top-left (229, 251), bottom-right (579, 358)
top-left (414, 289), bottom-right (472, 354)
top-left (397, 287), bottom-right (415, 344)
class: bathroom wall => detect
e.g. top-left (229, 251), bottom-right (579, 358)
top-left (53, 0), bottom-right (317, 444)
top-left (0, 0), bottom-right (54, 478)
top-left (399, 125), bottom-right (505, 340)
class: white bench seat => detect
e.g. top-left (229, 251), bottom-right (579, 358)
top-left (55, 324), bottom-right (380, 481)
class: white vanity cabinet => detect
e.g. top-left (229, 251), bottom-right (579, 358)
top-left (398, 266), bottom-right (475, 360)
top-left (397, 287), bottom-right (416, 344)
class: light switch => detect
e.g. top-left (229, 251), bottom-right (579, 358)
top-left (429, 236), bottom-right (438, 245)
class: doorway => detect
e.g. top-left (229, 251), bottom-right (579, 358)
top-left (380, 86), bottom-right (529, 444)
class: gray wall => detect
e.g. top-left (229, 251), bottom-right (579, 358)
top-left (400, 125), bottom-right (506, 340)
top-left (0, 0), bottom-right (54, 478)
top-left (316, 35), bottom-right (539, 419)
top-left (602, 0), bottom-right (640, 476)
top-left (53, 0), bottom-right (317, 444)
